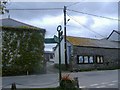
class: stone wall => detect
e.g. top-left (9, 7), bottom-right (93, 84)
top-left (71, 46), bottom-right (119, 70)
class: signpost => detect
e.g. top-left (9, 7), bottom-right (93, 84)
top-left (57, 25), bottom-right (63, 86)
top-left (54, 35), bottom-right (59, 43)
top-left (45, 25), bottom-right (63, 87)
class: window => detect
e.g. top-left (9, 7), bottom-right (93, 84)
top-left (96, 56), bottom-right (104, 64)
top-left (78, 56), bottom-right (84, 63)
top-left (84, 56), bottom-right (89, 63)
top-left (100, 57), bottom-right (103, 63)
top-left (89, 56), bottom-right (94, 63)
top-left (77, 55), bottom-right (94, 64)
top-left (97, 57), bottom-right (100, 63)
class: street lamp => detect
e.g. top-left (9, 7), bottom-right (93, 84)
top-left (57, 25), bottom-right (63, 86)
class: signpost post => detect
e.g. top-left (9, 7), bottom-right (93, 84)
top-left (57, 25), bottom-right (63, 87)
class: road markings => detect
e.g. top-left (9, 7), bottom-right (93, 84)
top-left (90, 84), bottom-right (99, 86)
top-left (112, 80), bottom-right (117, 83)
top-left (88, 80), bottom-right (117, 88)
top-left (108, 83), bottom-right (115, 86)
top-left (96, 85), bottom-right (106, 88)
top-left (101, 82), bottom-right (109, 84)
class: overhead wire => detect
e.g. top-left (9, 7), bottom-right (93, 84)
top-left (67, 9), bottom-right (119, 21)
top-left (67, 13), bottom-right (106, 38)
top-left (5, 5), bottom-right (117, 38)
top-left (6, 8), bottom-right (63, 11)
top-left (6, 7), bottom-right (119, 21)
top-left (67, 25), bottom-right (82, 29)
top-left (6, 7), bottom-right (63, 38)
top-left (66, 2), bottom-right (80, 7)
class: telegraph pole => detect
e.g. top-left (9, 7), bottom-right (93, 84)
top-left (63, 6), bottom-right (68, 69)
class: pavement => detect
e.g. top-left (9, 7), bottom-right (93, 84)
top-left (2, 69), bottom-right (119, 89)
top-left (46, 61), bottom-right (59, 74)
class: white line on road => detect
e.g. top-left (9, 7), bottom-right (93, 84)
top-left (112, 80), bottom-right (118, 83)
top-left (108, 83), bottom-right (115, 86)
top-left (89, 80), bottom-right (117, 88)
top-left (96, 85), bottom-right (106, 88)
top-left (90, 84), bottom-right (99, 86)
top-left (101, 82), bottom-right (109, 84)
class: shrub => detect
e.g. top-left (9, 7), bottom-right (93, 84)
top-left (60, 74), bottom-right (76, 89)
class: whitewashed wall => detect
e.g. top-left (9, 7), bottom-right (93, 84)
top-left (54, 38), bottom-right (73, 64)
top-left (54, 38), bottom-right (65, 64)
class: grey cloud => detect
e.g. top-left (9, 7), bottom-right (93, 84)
top-left (4, 2), bottom-right (117, 25)
top-left (7, 2), bottom-right (71, 20)
top-left (6, 2), bottom-right (118, 20)
top-left (85, 16), bottom-right (95, 28)
top-left (3, 2), bottom-right (118, 51)
top-left (68, 2), bottom-right (117, 16)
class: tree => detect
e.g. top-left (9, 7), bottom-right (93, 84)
top-left (0, 0), bottom-right (9, 14)
top-left (2, 27), bottom-right (45, 76)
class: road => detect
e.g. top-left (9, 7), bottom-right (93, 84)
top-left (2, 70), bottom-right (119, 89)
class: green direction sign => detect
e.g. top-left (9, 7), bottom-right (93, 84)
top-left (45, 38), bottom-right (57, 44)
top-left (54, 35), bottom-right (59, 43)
top-left (45, 35), bottom-right (63, 44)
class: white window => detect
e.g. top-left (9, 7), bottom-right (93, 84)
top-left (89, 56), bottom-right (94, 63)
top-left (97, 57), bottom-right (100, 63)
top-left (97, 56), bottom-right (104, 64)
top-left (79, 56), bottom-right (84, 63)
top-left (84, 56), bottom-right (89, 63)
top-left (78, 55), bottom-right (94, 64)
top-left (100, 56), bottom-right (103, 63)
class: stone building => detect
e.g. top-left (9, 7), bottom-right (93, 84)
top-left (54, 31), bottom-right (119, 70)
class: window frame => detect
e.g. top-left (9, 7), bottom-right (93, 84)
top-left (77, 55), bottom-right (94, 64)
top-left (96, 55), bottom-right (104, 64)
top-left (89, 56), bottom-right (94, 64)
top-left (78, 56), bottom-right (84, 63)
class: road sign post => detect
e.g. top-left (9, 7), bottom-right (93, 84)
top-left (57, 25), bottom-right (63, 87)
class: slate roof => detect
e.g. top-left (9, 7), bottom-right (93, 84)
top-left (0, 18), bottom-right (46, 33)
top-left (66, 36), bottom-right (119, 49)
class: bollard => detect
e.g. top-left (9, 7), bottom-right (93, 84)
top-left (74, 77), bottom-right (79, 88)
top-left (11, 83), bottom-right (16, 90)
top-left (27, 70), bottom-right (29, 75)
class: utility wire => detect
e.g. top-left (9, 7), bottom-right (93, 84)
top-left (67, 25), bottom-right (82, 29)
top-left (67, 9), bottom-right (119, 21)
top-left (66, 2), bottom-right (80, 7)
top-left (6, 8), bottom-right (63, 11)
top-left (67, 14), bottom-right (106, 38)
top-left (6, 7), bottom-right (119, 21)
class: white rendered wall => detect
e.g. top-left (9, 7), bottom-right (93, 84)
top-left (54, 38), bottom-right (73, 64)
top-left (54, 38), bottom-right (65, 64)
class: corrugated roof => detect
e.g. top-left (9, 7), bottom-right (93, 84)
top-left (66, 36), bottom-right (119, 49)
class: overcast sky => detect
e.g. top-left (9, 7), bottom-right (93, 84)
top-left (1, 1), bottom-right (118, 51)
